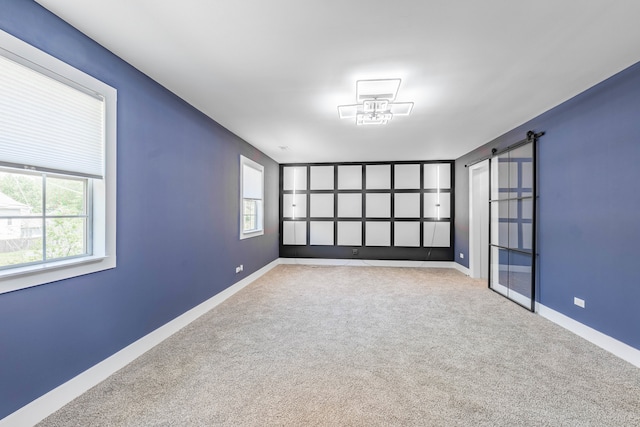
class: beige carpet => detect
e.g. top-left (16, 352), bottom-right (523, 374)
top-left (40, 265), bottom-right (640, 426)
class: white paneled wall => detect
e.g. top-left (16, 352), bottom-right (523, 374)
top-left (281, 162), bottom-right (453, 257)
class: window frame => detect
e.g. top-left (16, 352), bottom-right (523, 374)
top-left (239, 155), bottom-right (264, 240)
top-left (0, 30), bottom-right (117, 295)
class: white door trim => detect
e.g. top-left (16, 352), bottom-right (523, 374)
top-left (468, 159), bottom-right (489, 279)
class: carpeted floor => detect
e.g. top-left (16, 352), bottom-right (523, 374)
top-left (40, 265), bottom-right (640, 426)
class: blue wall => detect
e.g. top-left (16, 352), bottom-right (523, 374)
top-left (0, 0), bottom-right (279, 418)
top-left (455, 61), bottom-right (640, 351)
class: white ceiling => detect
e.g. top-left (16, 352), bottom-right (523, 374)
top-left (37, 0), bottom-right (640, 163)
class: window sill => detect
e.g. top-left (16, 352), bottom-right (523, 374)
top-left (0, 255), bottom-right (116, 295)
top-left (240, 229), bottom-right (264, 240)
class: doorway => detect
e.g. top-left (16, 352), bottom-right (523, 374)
top-left (469, 160), bottom-right (489, 280)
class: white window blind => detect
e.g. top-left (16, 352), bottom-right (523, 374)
top-left (240, 156), bottom-right (264, 239)
top-left (0, 51), bottom-right (105, 178)
top-left (243, 164), bottom-right (263, 199)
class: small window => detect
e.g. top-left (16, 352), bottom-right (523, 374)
top-left (0, 30), bottom-right (116, 294)
top-left (240, 156), bottom-right (264, 239)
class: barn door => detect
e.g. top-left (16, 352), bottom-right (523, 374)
top-left (489, 132), bottom-right (540, 311)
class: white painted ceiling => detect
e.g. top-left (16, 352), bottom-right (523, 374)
top-left (36, 0), bottom-right (640, 163)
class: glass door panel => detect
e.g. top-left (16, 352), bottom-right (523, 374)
top-left (509, 143), bottom-right (533, 198)
top-left (490, 200), bottom-right (509, 248)
top-left (490, 246), bottom-right (509, 297)
top-left (491, 152), bottom-right (510, 200)
top-left (508, 251), bottom-right (533, 305)
top-left (489, 137), bottom-right (536, 311)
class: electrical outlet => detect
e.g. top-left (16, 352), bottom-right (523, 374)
top-left (574, 297), bottom-right (585, 308)
top-left (352, 248), bottom-right (359, 255)
top-left (459, 253), bottom-right (464, 259)
top-left (235, 266), bottom-right (240, 274)
top-left (239, 264), bottom-right (243, 271)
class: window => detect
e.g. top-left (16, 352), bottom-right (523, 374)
top-left (0, 30), bottom-right (116, 294)
top-left (0, 170), bottom-right (90, 265)
top-left (240, 156), bottom-right (264, 239)
top-left (243, 199), bottom-right (259, 232)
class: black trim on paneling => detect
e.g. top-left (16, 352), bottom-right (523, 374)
top-left (280, 245), bottom-right (453, 261)
top-left (451, 162), bottom-right (456, 256)
top-left (360, 166), bottom-right (366, 245)
top-left (334, 164), bottom-right (340, 248)
top-left (279, 160), bottom-right (455, 261)
top-left (306, 166), bottom-right (311, 245)
top-left (419, 163), bottom-right (425, 247)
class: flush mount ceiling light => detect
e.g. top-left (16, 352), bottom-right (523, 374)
top-left (338, 78), bottom-right (414, 125)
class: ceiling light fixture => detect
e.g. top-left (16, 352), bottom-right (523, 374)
top-left (338, 79), bottom-right (414, 126)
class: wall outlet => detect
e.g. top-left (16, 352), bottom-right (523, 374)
top-left (459, 253), bottom-right (464, 259)
top-left (574, 297), bottom-right (585, 308)
top-left (239, 264), bottom-right (243, 272)
top-left (352, 248), bottom-right (359, 255)
top-left (235, 266), bottom-right (241, 274)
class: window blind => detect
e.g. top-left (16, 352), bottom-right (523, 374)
top-left (243, 164), bottom-right (262, 199)
top-left (0, 52), bottom-right (105, 178)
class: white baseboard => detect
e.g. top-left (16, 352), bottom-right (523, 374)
top-left (280, 258), bottom-right (465, 271)
top-left (0, 259), bottom-right (280, 427)
top-left (537, 304), bottom-right (640, 369)
top-left (452, 262), bottom-right (470, 276)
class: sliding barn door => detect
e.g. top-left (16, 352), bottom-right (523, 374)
top-left (489, 137), bottom-right (536, 311)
